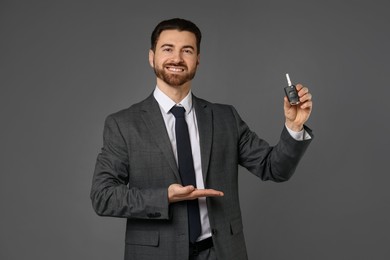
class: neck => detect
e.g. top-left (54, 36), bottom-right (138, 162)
top-left (156, 78), bottom-right (192, 103)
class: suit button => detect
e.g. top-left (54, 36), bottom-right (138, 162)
top-left (212, 229), bottom-right (217, 235)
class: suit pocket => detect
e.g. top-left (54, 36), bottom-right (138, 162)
top-left (125, 230), bottom-right (159, 247)
top-left (230, 217), bottom-right (244, 235)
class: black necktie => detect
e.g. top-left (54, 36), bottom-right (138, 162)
top-left (170, 106), bottom-right (201, 243)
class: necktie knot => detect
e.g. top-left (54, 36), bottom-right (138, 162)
top-left (170, 106), bottom-right (186, 118)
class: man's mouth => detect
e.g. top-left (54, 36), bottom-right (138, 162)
top-left (165, 65), bottom-right (186, 72)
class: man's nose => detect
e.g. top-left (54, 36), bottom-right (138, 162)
top-left (171, 50), bottom-right (184, 63)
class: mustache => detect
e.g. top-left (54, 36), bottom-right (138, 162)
top-left (164, 62), bottom-right (187, 68)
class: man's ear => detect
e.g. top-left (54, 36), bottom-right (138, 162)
top-left (197, 54), bottom-right (200, 66)
top-left (148, 49), bottom-right (155, 68)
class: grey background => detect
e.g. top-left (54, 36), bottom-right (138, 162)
top-left (1, 0), bottom-right (389, 259)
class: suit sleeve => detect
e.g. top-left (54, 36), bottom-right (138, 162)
top-left (231, 106), bottom-right (313, 182)
top-left (90, 115), bottom-right (170, 219)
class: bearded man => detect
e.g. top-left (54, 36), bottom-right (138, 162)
top-left (91, 18), bottom-right (313, 260)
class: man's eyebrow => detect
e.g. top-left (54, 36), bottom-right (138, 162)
top-left (160, 44), bottom-right (174, 48)
top-left (159, 44), bottom-right (195, 50)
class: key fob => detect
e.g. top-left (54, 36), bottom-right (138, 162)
top-left (284, 85), bottom-right (300, 105)
top-left (285, 73), bottom-right (300, 105)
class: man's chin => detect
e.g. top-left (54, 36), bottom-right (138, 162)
top-left (161, 75), bottom-right (191, 87)
top-left (165, 81), bottom-right (188, 88)
top-left (154, 68), bottom-right (196, 87)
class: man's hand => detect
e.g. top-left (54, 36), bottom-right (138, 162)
top-left (284, 84), bottom-right (313, 131)
top-left (168, 184), bottom-right (224, 203)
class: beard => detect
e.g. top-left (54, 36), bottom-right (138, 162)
top-left (153, 61), bottom-right (197, 87)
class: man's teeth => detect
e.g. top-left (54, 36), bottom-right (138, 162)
top-left (167, 67), bottom-right (184, 72)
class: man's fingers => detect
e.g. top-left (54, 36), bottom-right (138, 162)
top-left (173, 184), bottom-right (196, 197)
top-left (300, 93), bottom-right (312, 103)
top-left (295, 85), bottom-right (312, 104)
top-left (191, 189), bottom-right (224, 199)
top-left (168, 184), bottom-right (224, 203)
top-left (295, 84), bottom-right (304, 91)
top-left (300, 100), bottom-right (313, 110)
top-left (181, 185), bottom-right (196, 193)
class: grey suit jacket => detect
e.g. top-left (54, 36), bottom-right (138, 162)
top-left (91, 94), bottom-right (313, 260)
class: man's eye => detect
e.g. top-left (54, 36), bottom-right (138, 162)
top-left (183, 49), bottom-right (193, 54)
top-left (163, 48), bottom-right (172, 52)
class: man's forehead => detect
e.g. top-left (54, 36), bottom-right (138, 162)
top-left (156, 30), bottom-right (197, 47)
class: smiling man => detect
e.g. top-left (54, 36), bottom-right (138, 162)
top-left (150, 29), bottom-right (199, 90)
top-left (91, 18), bottom-right (313, 260)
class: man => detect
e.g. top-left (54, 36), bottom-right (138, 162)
top-left (91, 18), bottom-right (313, 260)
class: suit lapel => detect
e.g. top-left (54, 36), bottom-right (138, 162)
top-left (140, 94), bottom-right (181, 182)
top-left (193, 96), bottom-right (213, 183)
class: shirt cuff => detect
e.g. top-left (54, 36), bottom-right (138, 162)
top-left (285, 124), bottom-right (312, 141)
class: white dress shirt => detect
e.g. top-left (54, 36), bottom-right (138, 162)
top-left (154, 86), bottom-right (212, 241)
top-left (153, 86), bottom-right (310, 241)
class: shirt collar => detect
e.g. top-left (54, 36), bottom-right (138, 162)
top-left (153, 86), bottom-right (193, 115)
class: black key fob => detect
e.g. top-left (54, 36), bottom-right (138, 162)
top-left (285, 74), bottom-right (300, 105)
